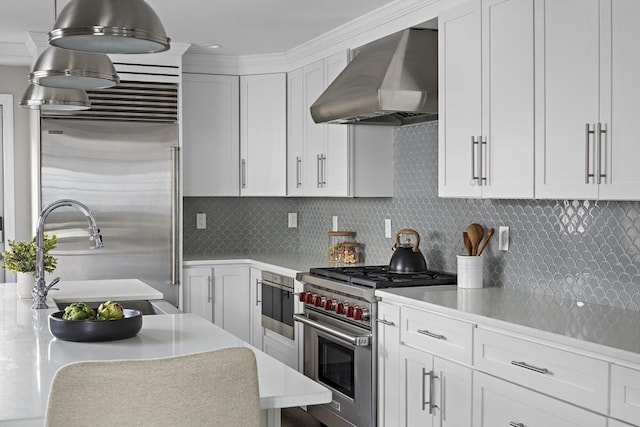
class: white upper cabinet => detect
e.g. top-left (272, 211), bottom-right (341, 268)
top-left (288, 51), bottom-right (393, 197)
top-left (182, 73), bottom-right (240, 197)
top-left (439, 0), bottom-right (534, 199)
top-left (240, 73), bottom-right (287, 196)
top-left (535, 0), bottom-right (640, 200)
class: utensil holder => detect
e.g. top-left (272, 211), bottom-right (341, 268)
top-left (456, 255), bottom-right (483, 289)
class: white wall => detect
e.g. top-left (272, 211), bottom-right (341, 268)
top-left (0, 65), bottom-right (32, 241)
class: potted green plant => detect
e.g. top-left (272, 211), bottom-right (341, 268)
top-left (2, 234), bottom-right (58, 299)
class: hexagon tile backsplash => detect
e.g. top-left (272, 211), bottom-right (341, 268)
top-left (184, 122), bottom-right (640, 311)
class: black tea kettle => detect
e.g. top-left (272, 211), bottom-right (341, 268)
top-left (389, 229), bottom-right (428, 274)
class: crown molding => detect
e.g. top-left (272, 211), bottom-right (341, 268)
top-left (0, 42), bottom-right (31, 66)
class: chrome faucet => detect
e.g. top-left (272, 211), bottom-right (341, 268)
top-left (32, 199), bottom-right (103, 309)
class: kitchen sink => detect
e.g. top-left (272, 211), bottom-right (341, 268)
top-left (55, 299), bottom-right (181, 315)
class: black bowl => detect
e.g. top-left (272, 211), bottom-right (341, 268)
top-left (49, 309), bottom-right (143, 342)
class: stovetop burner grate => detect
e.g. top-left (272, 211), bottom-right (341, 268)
top-left (309, 265), bottom-right (456, 289)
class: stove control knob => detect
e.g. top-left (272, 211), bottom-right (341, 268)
top-left (312, 295), bottom-right (323, 307)
top-left (305, 293), bottom-right (315, 304)
top-left (346, 305), bottom-right (355, 318)
top-left (324, 299), bottom-right (335, 311)
top-left (336, 302), bottom-right (347, 315)
top-left (354, 307), bottom-right (369, 321)
top-left (299, 292), bottom-right (309, 303)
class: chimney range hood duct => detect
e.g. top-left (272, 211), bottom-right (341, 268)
top-left (310, 28), bottom-right (437, 126)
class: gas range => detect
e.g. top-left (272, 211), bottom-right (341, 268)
top-left (295, 265), bottom-right (456, 427)
top-left (297, 265), bottom-right (456, 329)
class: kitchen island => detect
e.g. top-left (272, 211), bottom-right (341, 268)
top-left (0, 281), bottom-right (331, 426)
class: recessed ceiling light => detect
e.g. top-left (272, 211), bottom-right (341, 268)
top-left (205, 44), bottom-right (222, 49)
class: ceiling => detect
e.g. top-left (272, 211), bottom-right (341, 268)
top-left (0, 0), bottom-right (397, 57)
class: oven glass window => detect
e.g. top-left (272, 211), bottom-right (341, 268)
top-left (318, 336), bottom-right (355, 399)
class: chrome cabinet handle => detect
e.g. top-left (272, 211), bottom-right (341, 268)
top-left (316, 154), bottom-right (321, 188)
top-left (417, 329), bottom-right (447, 340)
top-left (375, 318), bottom-right (396, 327)
top-left (255, 279), bottom-right (261, 306)
top-left (207, 276), bottom-right (212, 303)
top-left (597, 122), bottom-right (606, 184)
top-left (509, 422), bottom-right (525, 427)
top-left (241, 158), bottom-right (247, 189)
top-left (296, 156), bottom-right (302, 188)
top-left (480, 136), bottom-right (487, 185)
top-left (321, 154), bottom-right (327, 187)
top-left (585, 123), bottom-right (595, 184)
top-left (421, 368), bottom-right (438, 414)
top-left (511, 360), bottom-right (549, 375)
top-left (471, 136), bottom-right (479, 183)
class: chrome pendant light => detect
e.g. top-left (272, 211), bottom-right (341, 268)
top-left (29, 46), bottom-right (119, 89)
top-left (48, 0), bottom-right (170, 54)
top-left (19, 84), bottom-right (90, 110)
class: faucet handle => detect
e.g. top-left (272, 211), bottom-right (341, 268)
top-left (90, 228), bottom-right (103, 249)
top-left (45, 277), bottom-right (61, 292)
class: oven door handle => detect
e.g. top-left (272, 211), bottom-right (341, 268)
top-left (293, 314), bottom-right (370, 347)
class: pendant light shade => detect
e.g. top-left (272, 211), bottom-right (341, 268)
top-left (29, 46), bottom-right (119, 89)
top-left (48, 0), bottom-right (170, 54)
top-left (19, 84), bottom-right (90, 110)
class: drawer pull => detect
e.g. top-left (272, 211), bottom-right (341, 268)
top-left (417, 329), bottom-right (447, 340)
top-left (511, 361), bottom-right (549, 375)
top-left (376, 318), bottom-right (395, 327)
top-left (509, 422), bottom-right (525, 427)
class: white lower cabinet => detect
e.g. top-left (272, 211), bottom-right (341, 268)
top-left (250, 267), bottom-right (263, 350)
top-left (377, 302), bottom-right (400, 427)
top-left (611, 364), bottom-right (640, 426)
top-left (182, 266), bottom-right (214, 322)
top-left (182, 265), bottom-right (252, 344)
top-left (473, 371), bottom-right (606, 427)
top-left (400, 345), bottom-right (472, 427)
top-left (378, 297), bottom-right (640, 427)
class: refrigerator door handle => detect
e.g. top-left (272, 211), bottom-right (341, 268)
top-left (171, 147), bottom-right (180, 286)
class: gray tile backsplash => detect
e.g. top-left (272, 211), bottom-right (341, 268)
top-left (184, 122), bottom-right (640, 311)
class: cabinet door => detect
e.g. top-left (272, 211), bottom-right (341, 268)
top-left (378, 302), bottom-right (400, 427)
top-left (400, 345), bottom-right (436, 427)
top-left (182, 74), bottom-right (239, 197)
top-left (473, 371), bottom-right (607, 427)
top-left (434, 357), bottom-right (472, 427)
top-left (534, 0), bottom-right (600, 199)
top-left (182, 266), bottom-right (213, 322)
top-left (213, 266), bottom-right (251, 343)
top-left (599, 0), bottom-right (640, 200)
top-left (303, 60), bottom-right (326, 196)
top-left (287, 68), bottom-right (305, 196)
top-left (481, 0), bottom-right (534, 198)
top-left (250, 267), bottom-right (263, 349)
top-left (323, 51), bottom-right (350, 197)
top-left (240, 73), bottom-right (287, 196)
top-left (438, 1), bottom-right (482, 198)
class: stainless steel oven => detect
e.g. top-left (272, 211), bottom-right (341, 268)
top-left (294, 310), bottom-right (373, 427)
top-left (296, 266), bottom-right (456, 427)
top-left (261, 270), bottom-right (294, 340)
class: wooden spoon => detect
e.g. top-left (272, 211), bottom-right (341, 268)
top-left (463, 231), bottom-right (472, 256)
top-left (466, 223), bottom-right (484, 256)
top-left (476, 227), bottom-right (495, 256)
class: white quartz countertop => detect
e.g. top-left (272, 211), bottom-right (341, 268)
top-left (0, 282), bottom-right (330, 424)
top-left (376, 286), bottom-right (640, 365)
top-left (183, 252), bottom-right (342, 277)
top-left (47, 278), bottom-right (164, 303)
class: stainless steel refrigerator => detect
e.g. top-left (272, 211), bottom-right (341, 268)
top-left (39, 118), bottom-right (180, 306)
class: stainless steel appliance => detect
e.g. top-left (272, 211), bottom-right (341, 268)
top-left (261, 270), bottom-right (295, 340)
top-left (295, 265), bottom-right (456, 427)
top-left (38, 118), bottom-right (180, 305)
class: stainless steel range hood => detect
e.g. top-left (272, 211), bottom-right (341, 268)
top-left (310, 28), bottom-right (437, 126)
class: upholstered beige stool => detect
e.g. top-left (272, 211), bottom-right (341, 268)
top-left (45, 347), bottom-right (261, 427)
